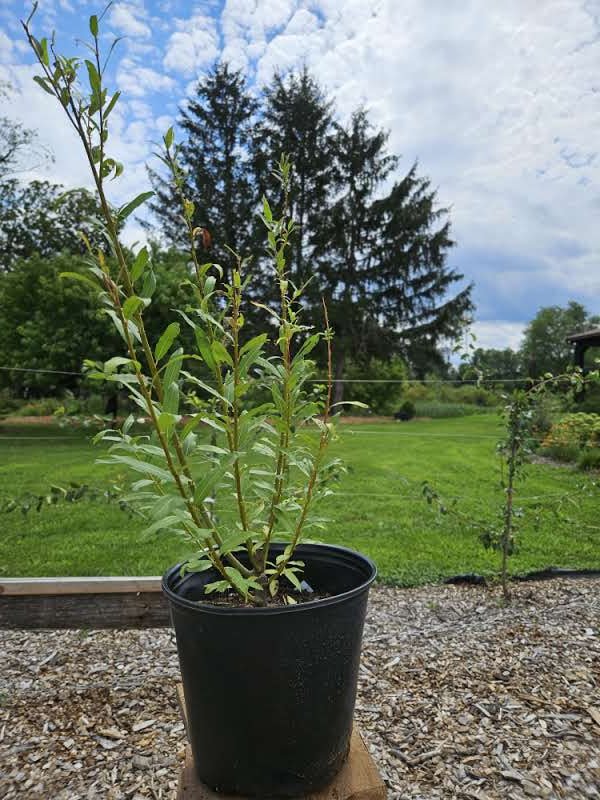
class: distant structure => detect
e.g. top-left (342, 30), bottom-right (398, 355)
top-left (567, 328), bottom-right (600, 371)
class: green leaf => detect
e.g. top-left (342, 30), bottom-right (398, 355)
top-left (97, 455), bottom-right (174, 483)
top-left (33, 75), bottom-right (55, 96)
top-left (194, 456), bottom-right (236, 503)
top-left (186, 375), bottom-right (231, 407)
top-left (331, 400), bottom-right (369, 410)
top-left (85, 60), bottom-right (101, 94)
top-left (262, 196), bottom-right (273, 223)
top-left (198, 417), bottom-right (226, 435)
top-left (182, 432), bottom-right (197, 455)
top-left (118, 191), bottom-right (154, 220)
top-left (140, 267), bottom-right (156, 298)
top-left (157, 411), bottom-right (178, 433)
top-left (163, 381), bottom-right (180, 415)
top-left (220, 530), bottom-right (251, 556)
top-left (282, 568), bottom-right (302, 591)
top-left (224, 566), bottom-right (260, 598)
top-left (105, 309), bottom-right (142, 344)
top-left (59, 271), bottom-right (99, 291)
top-left (240, 333), bottom-right (268, 356)
top-left (39, 38), bottom-right (50, 66)
top-left (298, 333), bottom-right (321, 357)
top-left (104, 356), bottom-right (137, 374)
top-left (164, 126), bottom-right (174, 148)
top-left (196, 444), bottom-right (230, 456)
top-left (122, 295), bottom-right (145, 320)
top-left (89, 14), bottom-right (99, 36)
top-left (204, 579), bottom-right (231, 595)
top-left (164, 349), bottom-right (183, 391)
top-left (211, 340), bottom-right (233, 367)
top-left (131, 247), bottom-right (149, 282)
top-left (181, 558), bottom-right (213, 576)
top-left (104, 90), bottom-right (121, 119)
top-left (195, 329), bottom-right (216, 370)
top-left (155, 322), bottom-right (180, 362)
top-left (143, 515), bottom-right (185, 536)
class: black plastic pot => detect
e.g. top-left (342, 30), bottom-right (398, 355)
top-left (162, 543), bottom-right (376, 798)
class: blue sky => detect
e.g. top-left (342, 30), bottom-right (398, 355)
top-left (1, 0), bottom-right (599, 350)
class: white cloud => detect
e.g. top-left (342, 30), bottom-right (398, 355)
top-left (110, 3), bottom-right (151, 38)
top-left (221, 0), bottom-right (296, 42)
top-left (163, 14), bottom-right (219, 76)
top-left (0, 29), bottom-right (13, 63)
top-left (117, 58), bottom-right (176, 97)
top-left (234, 0), bottom-right (600, 335)
top-left (154, 113), bottom-right (172, 133)
top-left (471, 321), bottom-right (525, 352)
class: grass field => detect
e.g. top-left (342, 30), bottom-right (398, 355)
top-left (1, 415), bottom-right (598, 584)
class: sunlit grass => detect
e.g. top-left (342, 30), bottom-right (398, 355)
top-left (1, 415), bottom-right (598, 583)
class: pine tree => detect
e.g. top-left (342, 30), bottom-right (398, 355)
top-left (147, 62), bottom-right (258, 284)
top-left (313, 109), bottom-right (473, 400)
top-left (254, 68), bottom-right (334, 292)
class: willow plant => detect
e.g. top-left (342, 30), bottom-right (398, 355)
top-left (23, 5), bottom-right (355, 605)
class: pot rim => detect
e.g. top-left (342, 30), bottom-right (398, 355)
top-left (162, 542), bottom-right (377, 616)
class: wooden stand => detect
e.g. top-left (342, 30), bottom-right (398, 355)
top-left (176, 685), bottom-right (386, 800)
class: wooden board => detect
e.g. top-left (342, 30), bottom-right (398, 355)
top-left (0, 576), bottom-right (162, 595)
top-left (0, 576), bottom-right (170, 629)
top-left (176, 685), bottom-right (387, 800)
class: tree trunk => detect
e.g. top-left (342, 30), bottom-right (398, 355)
top-left (333, 349), bottom-right (345, 406)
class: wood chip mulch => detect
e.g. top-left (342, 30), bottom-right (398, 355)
top-left (0, 577), bottom-right (598, 799)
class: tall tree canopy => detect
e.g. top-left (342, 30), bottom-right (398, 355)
top-left (520, 301), bottom-right (600, 376)
top-left (0, 90), bottom-right (107, 272)
top-left (255, 68), bottom-right (333, 292)
top-left (148, 62), bottom-right (258, 284)
top-left (0, 180), bottom-right (106, 271)
top-left (459, 346), bottom-right (524, 387)
top-left (0, 250), bottom-right (193, 393)
top-left (149, 65), bottom-right (473, 386)
top-left (311, 109), bottom-right (472, 392)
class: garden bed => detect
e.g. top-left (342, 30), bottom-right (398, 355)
top-left (1, 577), bottom-right (598, 799)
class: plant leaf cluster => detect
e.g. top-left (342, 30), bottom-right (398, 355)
top-left (23, 5), bottom-right (361, 605)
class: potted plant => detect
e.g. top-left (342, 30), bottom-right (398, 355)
top-left (24, 7), bottom-right (377, 797)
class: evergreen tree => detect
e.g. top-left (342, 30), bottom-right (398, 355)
top-left (147, 62), bottom-right (258, 284)
top-left (313, 109), bottom-right (473, 398)
top-left (255, 68), bottom-right (334, 291)
top-left (149, 66), bottom-right (473, 392)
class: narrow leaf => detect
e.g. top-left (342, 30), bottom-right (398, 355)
top-left (59, 271), bottom-right (99, 290)
top-left (155, 322), bottom-right (180, 362)
top-left (118, 191), bottom-right (154, 220)
top-left (104, 90), bottom-right (121, 118)
top-left (211, 340), bottom-right (233, 367)
top-left (131, 247), bottom-right (149, 282)
top-left (122, 295), bottom-right (144, 320)
top-left (33, 75), bottom-right (55, 96)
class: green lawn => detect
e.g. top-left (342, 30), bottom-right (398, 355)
top-left (1, 415), bottom-right (598, 583)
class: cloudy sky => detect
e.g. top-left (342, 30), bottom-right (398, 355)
top-left (1, 0), bottom-right (599, 350)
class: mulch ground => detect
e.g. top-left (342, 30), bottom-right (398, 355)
top-left (1, 577), bottom-right (598, 799)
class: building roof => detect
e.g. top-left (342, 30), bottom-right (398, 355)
top-left (567, 327), bottom-right (600, 343)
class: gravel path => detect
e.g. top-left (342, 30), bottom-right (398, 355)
top-left (1, 578), bottom-right (598, 799)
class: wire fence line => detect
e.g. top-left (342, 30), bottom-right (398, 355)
top-left (0, 364), bottom-right (531, 384)
top-left (0, 430), bottom-right (504, 441)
